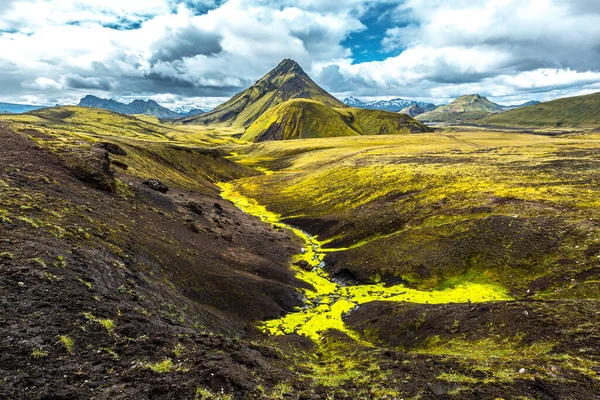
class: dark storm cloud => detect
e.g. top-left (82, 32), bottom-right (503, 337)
top-left (150, 25), bottom-right (223, 63)
top-left (63, 73), bottom-right (113, 90)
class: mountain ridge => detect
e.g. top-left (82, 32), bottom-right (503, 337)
top-left (78, 95), bottom-right (206, 119)
top-left (343, 96), bottom-right (437, 113)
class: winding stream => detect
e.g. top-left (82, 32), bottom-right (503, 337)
top-left (218, 181), bottom-right (511, 343)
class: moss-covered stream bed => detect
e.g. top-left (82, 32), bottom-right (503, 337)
top-left (219, 181), bottom-right (511, 343)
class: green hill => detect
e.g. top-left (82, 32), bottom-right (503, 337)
top-left (180, 59), bottom-right (345, 128)
top-left (417, 94), bottom-right (503, 123)
top-left (478, 91), bottom-right (600, 128)
top-left (241, 99), bottom-right (432, 142)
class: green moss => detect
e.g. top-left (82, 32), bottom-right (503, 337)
top-left (103, 347), bottom-right (119, 360)
top-left (76, 276), bottom-right (93, 290)
top-left (31, 348), bottom-right (49, 358)
top-left (58, 335), bottom-right (74, 354)
top-left (82, 312), bottom-right (115, 334)
top-left (195, 387), bottom-right (234, 400)
top-left (143, 358), bottom-right (174, 373)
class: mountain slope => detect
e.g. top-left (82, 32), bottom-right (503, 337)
top-left (241, 99), bottom-right (432, 142)
top-left (78, 95), bottom-right (202, 119)
top-left (400, 104), bottom-right (425, 117)
top-left (418, 94), bottom-right (503, 123)
top-left (343, 96), bottom-right (436, 112)
top-left (180, 59), bottom-right (346, 128)
top-left (0, 102), bottom-right (46, 114)
top-left (478, 92), bottom-right (600, 128)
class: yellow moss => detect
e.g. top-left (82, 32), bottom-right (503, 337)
top-left (219, 181), bottom-right (511, 343)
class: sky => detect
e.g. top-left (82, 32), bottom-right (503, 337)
top-left (1, 0), bottom-right (600, 110)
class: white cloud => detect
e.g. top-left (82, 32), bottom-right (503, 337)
top-left (0, 0), bottom-right (600, 107)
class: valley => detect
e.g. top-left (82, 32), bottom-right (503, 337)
top-left (1, 59), bottom-right (600, 399)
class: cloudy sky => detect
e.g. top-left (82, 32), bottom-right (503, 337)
top-left (1, 0), bottom-right (600, 110)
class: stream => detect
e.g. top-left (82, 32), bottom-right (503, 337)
top-left (218, 181), bottom-right (511, 343)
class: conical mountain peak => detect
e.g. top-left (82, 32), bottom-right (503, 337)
top-left (270, 58), bottom-right (305, 76)
top-left (182, 59), bottom-right (346, 128)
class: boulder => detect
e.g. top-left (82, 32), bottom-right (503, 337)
top-left (143, 179), bottom-right (169, 194)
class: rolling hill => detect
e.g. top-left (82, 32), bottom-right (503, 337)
top-left (478, 91), bottom-right (600, 128)
top-left (179, 59), bottom-right (346, 128)
top-left (241, 99), bottom-right (432, 142)
top-left (417, 94), bottom-right (503, 123)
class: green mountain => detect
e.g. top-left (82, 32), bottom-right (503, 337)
top-left (180, 59), bottom-right (346, 128)
top-left (417, 94), bottom-right (503, 123)
top-left (241, 99), bottom-right (432, 142)
top-left (478, 91), bottom-right (600, 128)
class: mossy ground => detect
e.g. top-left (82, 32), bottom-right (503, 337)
top-left (218, 128), bottom-right (600, 397)
top-left (2, 107), bottom-right (599, 398)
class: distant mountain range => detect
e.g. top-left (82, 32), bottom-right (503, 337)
top-left (0, 102), bottom-right (45, 114)
top-left (342, 97), bottom-right (437, 113)
top-left (78, 95), bottom-right (206, 119)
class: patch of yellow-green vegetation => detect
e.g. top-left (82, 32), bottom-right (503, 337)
top-left (144, 358), bottom-right (174, 373)
top-left (82, 312), bottom-right (115, 334)
top-left (194, 387), bottom-right (234, 400)
top-left (219, 181), bottom-right (510, 343)
top-left (0, 252), bottom-right (14, 260)
top-left (417, 335), bottom-right (555, 383)
top-left (57, 335), bottom-right (74, 354)
top-left (103, 347), bottom-right (119, 360)
top-left (173, 343), bottom-right (185, 357)
top-left (76, 276), bottom-right (93, 290)
top-left (53, 255), bottom-right (67, 268)
top-left (31, 348), bottom-right (49, 358)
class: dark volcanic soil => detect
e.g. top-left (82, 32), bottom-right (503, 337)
top-left (0, 124), bottom-right (305, 399)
